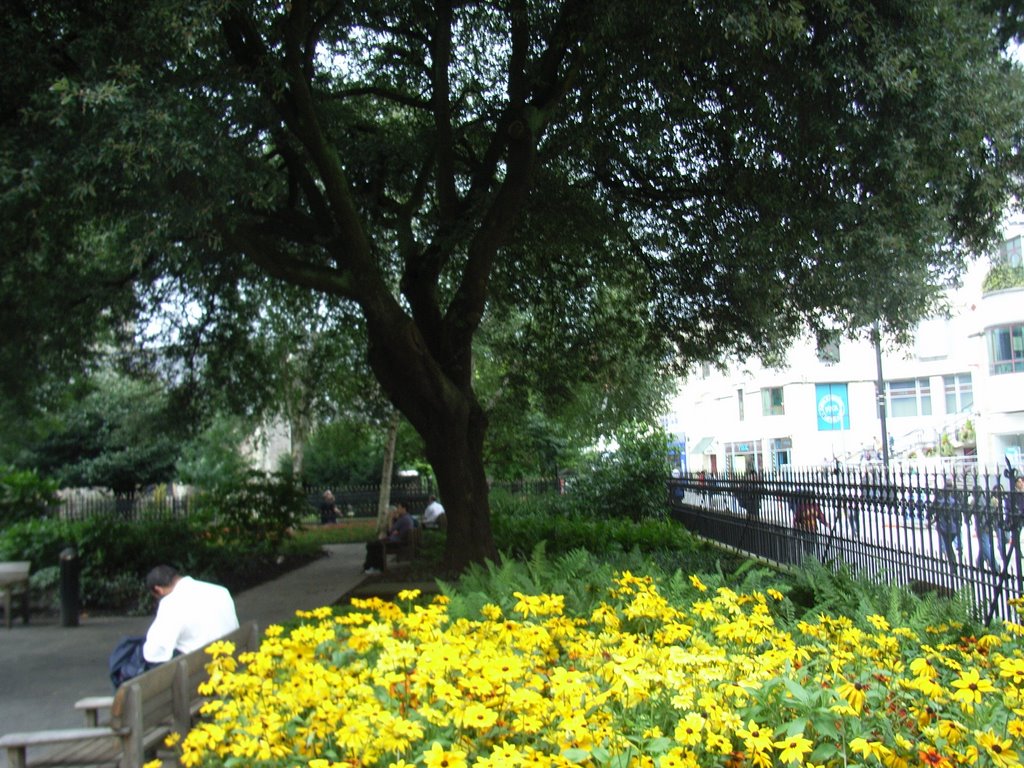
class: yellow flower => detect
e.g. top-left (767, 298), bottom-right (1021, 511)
top-left (481, 603), bottom-right (503, 621)
top-left (774, 734), bottom-right (813, 764)
top-left (456, 702), bottom-right (499, 731)
top-left (937, 720), bottom-right (967, 745)
top-left (737, 721), bottom-right (774, 753)
top-left (950, 667), bottom-right (996, 708)
top-left (910, 656), bottom-right (938, 679)
top-left (424, 741), bottom-right (469, 768)
top-left (837, 678), bottom-right (869, 714)
top-left (849, 738), bottom-right (886, 761)
top-left (673, 713), bottom-right (705, 746)
top-left (1002, 658), bottom-right (1024, 685)
top-left (977, 731), bottom-right (1021, 768)
top-left (867, 614), bottom-right (890, 632)
top-left (689, 575), bottom-right (708, 592)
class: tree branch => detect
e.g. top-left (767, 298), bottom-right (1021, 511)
top-left (432, 0), bottom-right (459, 225)
top-left (224, 224), bottom-right (358, 300)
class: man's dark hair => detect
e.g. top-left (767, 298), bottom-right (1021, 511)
top-left (145, 565), bottom-right (180, 592)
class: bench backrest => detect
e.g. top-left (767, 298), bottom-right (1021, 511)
top-left (109, 621), bottom-right (260, 736)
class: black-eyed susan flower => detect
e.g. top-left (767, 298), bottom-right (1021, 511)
top-left (423, 741), bottom-right (468, 768)
top-left (951, 667), bottom-right (996, 709)
top-left (977, 731), bottom-right (1021, 768)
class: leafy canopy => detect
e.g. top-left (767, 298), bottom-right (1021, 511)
top-left (3, 0), bottom-right (1024, 567)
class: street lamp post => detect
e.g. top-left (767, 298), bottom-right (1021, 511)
top-left (873, 322), bottom-right (890, 469)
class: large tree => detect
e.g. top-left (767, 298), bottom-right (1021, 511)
top-left (3, 0), bottom-right (1023, 570)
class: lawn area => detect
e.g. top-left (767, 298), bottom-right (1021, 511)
top-left (292, 518), bottom-right (378, 546)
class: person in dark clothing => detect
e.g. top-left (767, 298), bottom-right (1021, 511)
top-left (930, 483), bottom-right (962, 565)
top-left (363, 503), bottom-right (414, 573)
top-left (319, 490), bottom-right (340, 525)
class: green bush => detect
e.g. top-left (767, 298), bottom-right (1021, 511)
top-left (191, 470), bottom-right (308, 549)
top-left (561, 424), bottom-right (671, 521)
top-left (0, 465), bottom-right (58, 525)
top-left (489, 488), bottom-right (742, 575)
top-left (0, 503), bottom-right (323, 614)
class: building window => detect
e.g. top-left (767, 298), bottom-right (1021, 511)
top-left (944, 373), bottom-right (973, 414)
top-left (989, 324), bottom-right (1024, 374)
top-left (761, 386), bottom-right (785, 416)
top-left (1000, 235), bottom-right (1024, 268)
top-left (817, 340), bottom-right (840, 364)
top-left (737, 389), bottom-right (745, 421)
top-left (887, 378), bottom-right (932, 418)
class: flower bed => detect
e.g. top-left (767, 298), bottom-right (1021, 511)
top-left (170, 572), bottom-right (1024, 768)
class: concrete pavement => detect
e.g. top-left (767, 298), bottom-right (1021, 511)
top-left (0, 543), bottom-right (370, 768)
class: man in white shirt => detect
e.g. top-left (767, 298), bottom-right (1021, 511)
top-left (421, 495), bottom-right (446, 529)
top-left (142, 565), bottom-right (239, 664)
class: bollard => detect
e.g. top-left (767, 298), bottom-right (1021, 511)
top-left (59, 546), bottom-right (80, 627)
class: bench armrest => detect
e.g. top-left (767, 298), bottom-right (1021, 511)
top-left (75, 695), bottom-right (115, 727)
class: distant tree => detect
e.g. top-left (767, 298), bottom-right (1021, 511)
top-left (3, 1), bottom-right (1023, 570)
top-left (28, 370), bottom-right (183, 496)
top-left (302, 417), bottom-right (426, 488)
top-left (175, 413), bottom-right (253, 492)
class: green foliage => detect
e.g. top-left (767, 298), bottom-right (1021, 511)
top-left (3, 0), bottom-right (1022, 573)
top-left (983, 263), bottom-right (1024, 292)
top-left (561, 424), bottom-right (673, 521)
top-left (302, 418), bottom-right (426, 487)
top-left (192, 470), bottom-right (308, 549)
top-left (0, 510), bottom-right (324, 614)
top-left (488, 489), bottom-right (741, 577)
top-left (26, 369), bottom-right (185, 495)
top-left (175, 413), bottom-right (253, 491)
top-left (785, 559), bottom-right (985, 634)
top-left (0, 465), bottom-right (58, 525)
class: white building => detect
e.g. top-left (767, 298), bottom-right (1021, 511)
top-left (667, 225), bottom-right (1024, 474)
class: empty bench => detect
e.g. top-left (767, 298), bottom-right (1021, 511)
top-left (0, 620), bottom-right (260, 768)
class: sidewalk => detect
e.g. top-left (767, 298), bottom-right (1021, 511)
top-left (0, 543), bottom-right (369, 768)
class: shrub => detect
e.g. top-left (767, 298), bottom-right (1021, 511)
top-left (561, 424), bottom-right (671, 521)
top-left (0, 507), bottom-right (324, 614)
top-left (191, 470), bottom-right (308, 549)
top-left (0, 465), bottom-right (58, 525)
top-left (489, 489), bottom-right (742, 575)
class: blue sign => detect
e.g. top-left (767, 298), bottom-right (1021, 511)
top-left (816, 383), bottom-right (850, 431)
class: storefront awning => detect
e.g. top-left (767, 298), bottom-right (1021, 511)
top-left (692, 436), bottom-right (715, 454)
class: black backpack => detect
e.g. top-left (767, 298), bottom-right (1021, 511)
top-left (108, 636), bottom-right (157, 689)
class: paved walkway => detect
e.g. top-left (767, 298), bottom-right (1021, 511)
top-left (0, 543), bottom-right (371, 768)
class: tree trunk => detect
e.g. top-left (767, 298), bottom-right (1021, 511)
top-left (366, 320), bottom-right (499, 573)
top-left (376, 410), bottom-right (399, 535)
top-left (421, 400), bottom-right (499, 573)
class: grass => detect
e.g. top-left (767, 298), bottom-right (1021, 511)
top-left (291, 518), bottom-right (378, 546)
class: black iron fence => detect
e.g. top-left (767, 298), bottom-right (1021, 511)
top-left (668, 465), bottom-right (1024, 624)
top-left (53, 492), bottom-right (196, 521)
top-left (48, 476), bottom-right (561, 524)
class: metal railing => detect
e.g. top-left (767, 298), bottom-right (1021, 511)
top-left (668, 465), bottom-right (1024, 624)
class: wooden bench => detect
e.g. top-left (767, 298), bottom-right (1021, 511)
top-left (0, 561), bottom-right (31, 629)
top-left (383, 525), bottom-right (422, 570)
top-left (0, 620), bottom-right (260, 768)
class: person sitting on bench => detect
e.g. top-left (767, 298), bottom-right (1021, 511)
top-left (421, 495), bottom-right (447, 529)
top-left (142, 565), bottom-right (239, 664)
top-left (364, 503), bottom-right (413, 573)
